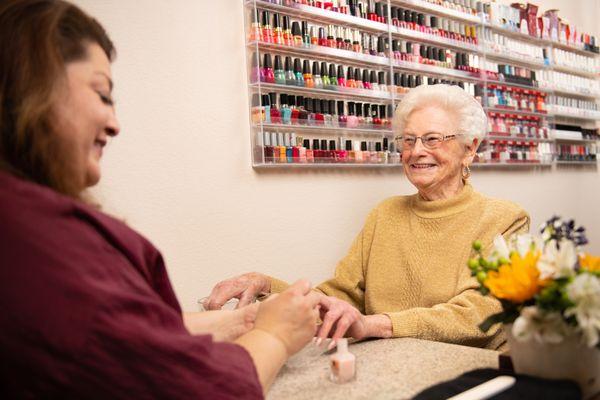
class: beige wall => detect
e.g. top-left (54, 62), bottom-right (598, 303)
top-left (75, 0), bottom-right (600, 311)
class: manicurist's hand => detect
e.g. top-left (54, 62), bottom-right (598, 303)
top-left (253, 280), bottom-right (320, 355)
top-left (204, 272), bottom-right (271, 310)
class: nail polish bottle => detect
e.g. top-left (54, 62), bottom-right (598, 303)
top-left (346, 67), bottom-right (357, 89)
top-left (393, 72), bottom-right (401, 95)
top-left (343, 28), bottom-right (352, 51)
top-left (372, 104), bottom-right (381, 125)
top-left (301, 21), bottom-right (310, 47)
top-left (312, 61), bottom-right (323, 89)
top-left (389, 142), bottom-right (401, 164)
top-left (369, 141), bottom-right (377, 162)
top-left (362, 69), bottom-right (371, 90)
top-left (313, 98), bottom-right (324, 124)
top-left (337, 65), bottom-right (346, 87)
top-left (345, 140), bottom-right (355, 163)
top-left (270, 132), bottom-right (279, 162)
top-left (262, 94), bottom-right (271, 123)
top-left (303, 139), bottom-right (314, 163)
top-left (376, 36), bottom-right (386, 58)
top-left (288, 95), bottom-right (299, 123)
top-left (262, 54), bottom-right (275, 84)
top-left (347, 102), bottom-right (359, 128)
top-left (318, 26), bottom-right (327, 47)
top-left (328, 140), bottom-right (339, 162)
top-left (329, 99), bottom-right (336, 126)
top-left (303, 60), bottom-right (314, 88)
top-left (251, 94), bottom-right (262, 123)
top-left (292, 21), bottom-right (303, 47)
top-left (249, 9), bottom-right (261, 42)
top-left (310, 26), bottom-right (318, 46)
top-left (327, 25), bottom-right (336, 47)
top-left (285, 132), bottom-right (293, 163)
top-left (328, 63), bottom-right (338, 88)
top-left (337, 100), bottom-right (347, 126)
top-left (363, 103), bottom-right (373, 126)
top-left (354, 140), bottom-right (363, 162)
top-left (312, 139), bottom-right (321, 163)
top-left (305, 97), bottom-right (315, 123)
top-left (378, 71), bottom-right (387, 92)
top-left (381, 138), bottom-right (390, 163)
top-left (293, 58), bottom-right (304, 87)
top-left (269, 92), bottom-right (281, 124)
top-left (355, 102), bottom-right (365, 125)
top-left (335, 26), bottom-right (344, 49)
top-left (369, 34), bottom-right (377, 56)
top-left (319, 61), bottom-right (330, 87)
top-left (284, 56), bottom-right (296, 85)
top-left (280, 93), bottom-right (291, 124)
top-left (282, 15), bottom-right (293, 46)
top-left (352, 29), bottom-right (361, 53)
top-left (278, 132), bottom-right (287, 163)
top-left (274, 55), bottom-right (285, 85)
top-left (297, 95), bottom-right (308, 124)
top-left (322, 99), bottom-right (333, 126)
top-left (261, 11), bottom-right (273, 43)
top-left (379, 104), bottom-right (389, 126)
top-left (354, 67), bottom-right (364, 89)
top-left (262, 131), bottom-right (274, 163)
top-left (360, 141), bottom-right (369, 163)
top-left (320, 139), bottom-right (329, 163)
top-left (272, 13), bottom-right (283, 44)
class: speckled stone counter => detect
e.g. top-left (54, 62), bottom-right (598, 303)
top-left (267, 338), bottom-right (499, 400)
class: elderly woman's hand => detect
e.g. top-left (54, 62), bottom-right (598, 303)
top-left (205, 272), bottom-right (270, 310)
top-left (316, 295), bottom-right (369, 343)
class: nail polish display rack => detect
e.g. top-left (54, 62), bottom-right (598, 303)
top-left (245, 0), bottom-right (600, 169)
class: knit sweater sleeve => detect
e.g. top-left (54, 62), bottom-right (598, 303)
top-left (383, 210), bottom-right (529, 348)
top-left (311, 207), bottom-right (379, 313)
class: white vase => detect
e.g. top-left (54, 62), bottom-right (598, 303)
top-left (506, 323), bottom-right (600, 399)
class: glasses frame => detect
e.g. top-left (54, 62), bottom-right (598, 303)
top-left (394, 133), bottom-right (463, 150)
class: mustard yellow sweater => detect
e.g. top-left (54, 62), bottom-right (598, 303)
top-left (271, 184), bottom-right (529, 350)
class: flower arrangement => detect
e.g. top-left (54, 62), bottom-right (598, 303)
top-left (469, 216), bottom-right (600, 348)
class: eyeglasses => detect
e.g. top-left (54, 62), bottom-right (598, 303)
top-left (394, 133), bottom-right (462, 150)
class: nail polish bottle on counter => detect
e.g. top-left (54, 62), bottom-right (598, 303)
top-left (280, 93), bottom-right (291, 124)
top-left (282, 15), bottom-right (293, 46)
top-left (274, 55), bottom-right (285, 85)
top-left (303, 139), bottom-right (314, 163)
top-left (261, 11), bottom-right (272, 43)
top-left (249, 9), bottom-right (261, 42)
top-left (337, 100), bottom-right (347, 126)
top-left (292, 21), bottom-right (302, 46)
top-left (345, 140), bottom-right (355, 163)
top-left (293, 58), bottom-right (304, 87)
top-left (272, 13), bottom-right (283, 44)
top-left (347, 102), bottom-right (359, 128)
top-left (337, 65), bottom-right (346, 87)
top-left (312, 61), bottom-right (323, 89)
top-left (328, 63), bottom-right (338, 88)
top-left (262, 94), bottom-right (271, 123)
top-left (269, 92), bottom-right (281, 124)
top-left (321, 61), bottom-right (330, 86)
top-left (262, 54), bottom-right (274, 84)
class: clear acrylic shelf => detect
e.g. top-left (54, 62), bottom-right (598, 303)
top-left (254, 123), bottom-right (394, 136)
top-left (250, 82), bottom-right (394, 101)
top-left (391, 0), bottom-right (480, 24)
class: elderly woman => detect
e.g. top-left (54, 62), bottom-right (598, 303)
top-left (0, 0), bottom-right (320, 398)
top-left (206, 84), bottom-right (529, 350)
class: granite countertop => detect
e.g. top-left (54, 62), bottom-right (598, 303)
top-left (267, 337), bottom-right (499, 400)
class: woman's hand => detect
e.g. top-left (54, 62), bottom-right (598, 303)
top-left (316, 295), bottom-right (369, 343)
top-left (204, 272), bottom-right (270, 310)
top-left (183, 302), bottom-right (259, 341)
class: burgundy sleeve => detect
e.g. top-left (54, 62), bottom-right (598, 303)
top-left (69, 288), bottom-right (263, 400)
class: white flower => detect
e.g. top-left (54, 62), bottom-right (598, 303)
top-left (565, 273), bottom-right (600, 347)
top-left (537, 239), bottom-right (578, 280)
top-left (492, 234), bottom-right (510, 260)
top-left (515, 234), bottom-right (535, 258)
top-left (512, 306), bottom-right (571, 344)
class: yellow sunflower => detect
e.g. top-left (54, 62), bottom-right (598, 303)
top-left (580, 253), bottom-right (600, 272)
top-left (484, 251), bottom-right (545, 303)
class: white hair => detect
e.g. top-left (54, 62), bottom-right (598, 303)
top-left (392, 84), bottom-right (487, 145)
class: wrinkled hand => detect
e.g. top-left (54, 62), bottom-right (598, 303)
top-left (316, 295), bottom-right (369, 343)
top-left (254, 280), bottom-right (320, 356)
top-left (205, 272), bottom-right (270, 310)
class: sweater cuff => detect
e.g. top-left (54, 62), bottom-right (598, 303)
top-left (383, 309), bottom-right (422, 338)
top-left (269, 277), bottom-right (290, 294)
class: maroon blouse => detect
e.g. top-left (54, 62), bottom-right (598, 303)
top-left (0, 171), bottom-right (263, 399)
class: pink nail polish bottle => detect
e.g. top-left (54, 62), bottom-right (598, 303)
top-left (330, 339), bottom-right (355, 384)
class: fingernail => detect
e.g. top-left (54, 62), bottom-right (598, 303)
top-left (327, 340), bottom-right (336, 351)
top-left (311, 337), bottom-right (317, 344)
top-left (316, 338), bottom-right (322, 346)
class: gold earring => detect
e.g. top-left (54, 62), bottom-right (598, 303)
top-left (462, 165), bottom-right (471, 180)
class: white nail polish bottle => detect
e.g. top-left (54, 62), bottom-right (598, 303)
top-left (329, 339), bottom-right (355, 383)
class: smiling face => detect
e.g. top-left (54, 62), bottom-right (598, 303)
top-left (52, 42), bottom-right (120, 189)
top-left (401, 105), bottom-right (476, 200)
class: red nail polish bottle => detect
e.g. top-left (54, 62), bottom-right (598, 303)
top-left (261, 11), bottom-right (273, 43)
top-left (269, 92), bottom-right (281, 124)
top-left (318, 26), bottom-right (327, 47)
top-left (327, 25), bottom-right (336, 48)
top-left (249, 9), bottom-right (261, 42)
top-left (262, 54), bottom-right (274, 84)
top-left (314, 98), bottom-right (324, 124)
top-left (337, 101), bottom-right (347, 127)
top-left (320, 139), bottom-right (330, 163)
top-left (282, 15), bottom-right (293, 46)
top-left (337, 65), bottom-right (346, 87)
